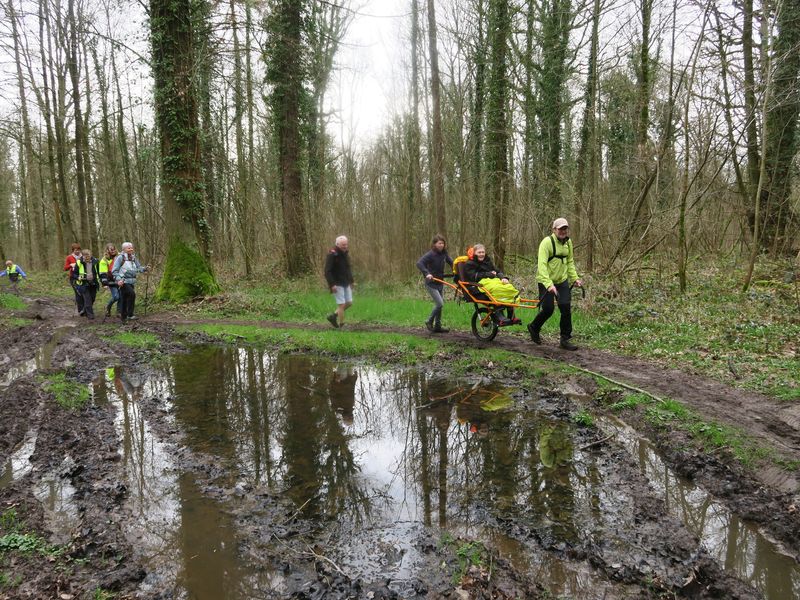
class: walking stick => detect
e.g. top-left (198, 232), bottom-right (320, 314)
top-left (143, 271), bottom-right (151, 319)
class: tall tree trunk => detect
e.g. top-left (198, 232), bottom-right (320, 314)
top-left (40, 0), bottom-right (73, 250)
top-left (67, 0), bottom-right (89, 245)
top-left (471, 0), bottom-right (486, 234)
top-left (575, 0), bottom-right (600, 270)
top-left (230, 0), bottom-right (252, 276)
top-left (109, 31), bottom-right (138, 241)
top-left (266, 0), bottom-right (312, 276)
top-left (150, 0), bottom-right (218, 301)
top-left (8, 0), bottom-right (41, 267)
top-left (427, 0), bottom-right (446, 235)
top-left (761, 0), bottom-right (800, 252)
top-left (81, 29), bottom-right (99, 252)
top-left (742, 0), bottom-right (761, 235)
top-left (409, 0), bottom-right (423, 252)
top-left (486, 0), bottom-right (510, 268)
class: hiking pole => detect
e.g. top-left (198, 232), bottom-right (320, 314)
top-left (143, 272), bottom-right (150, 319)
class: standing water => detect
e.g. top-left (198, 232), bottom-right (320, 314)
top-left (91, 345), bottom-right (798, 599)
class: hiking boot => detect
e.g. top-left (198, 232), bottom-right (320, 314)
top-left (510, 318), bottom-right (522, 325)
top-left (528, 323), bottom-right (541, 344)
top-left (560, 339), bottom-right (578, 351)
top-left (127, 315), bottom-right (138, 321)
top-left (432, 326), bottom-right (449, 333)
top-left (425, 319), bottom-right (434, 332)
top-left (105, 306), bottom-right (112, 317)
top-left (326, 313), bottom-right (339, 328)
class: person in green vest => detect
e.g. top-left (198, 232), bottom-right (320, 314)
top-left (1, 260), bottom-right (27, 294)
top-left (528, 218), bottom-right (583, 350)
top-left (71, 249), bottom-right (101, 319)
top-left (99, 243), bottom-right (121, 318)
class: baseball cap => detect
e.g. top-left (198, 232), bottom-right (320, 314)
top-left (552, 218), bottom-right (569, 229)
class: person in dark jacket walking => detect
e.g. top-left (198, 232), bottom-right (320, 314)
top-left (72, 249), bottom-right (101, 319)
top-left (416, 234), bottom-right (453, 333)
top-left (324, 235), bottom-right (354, 328)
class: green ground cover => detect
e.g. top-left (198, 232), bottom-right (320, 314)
top-left (194, 257), bottom-right (797, 400)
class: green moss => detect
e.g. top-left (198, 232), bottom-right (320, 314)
top-left (155, 239), bottom-right (219, 303)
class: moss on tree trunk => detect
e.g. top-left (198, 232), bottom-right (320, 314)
top-left (155, 238), bottom-right (218, 303)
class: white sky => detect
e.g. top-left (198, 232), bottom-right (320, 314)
top-left (328, 0), bottom-right (411, 149)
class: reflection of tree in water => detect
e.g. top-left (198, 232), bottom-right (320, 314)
top-left (277, 356), bottom-right (373, 525)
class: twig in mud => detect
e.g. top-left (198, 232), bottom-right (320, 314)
top-left (305, 544), bottom-right (346, 576)
top-left (579, 433), bottom-right (616, 451)
top-left (280, 496), bottom-right (315, 525)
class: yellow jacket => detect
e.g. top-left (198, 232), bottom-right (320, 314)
top-left (536, 234), bottom-right (579, 288)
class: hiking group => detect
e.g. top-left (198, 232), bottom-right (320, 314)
top-left (323, 218), bottom-right (583, 350)
top-left (64, 242), bottom-right (149, 322)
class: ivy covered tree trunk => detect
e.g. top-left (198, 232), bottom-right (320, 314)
top-left (150, 0), bottom-right (218, 302)
top-left (486, 0), bottom-right (510, 268)
top-left (265, 0), bottom-right (312, 276)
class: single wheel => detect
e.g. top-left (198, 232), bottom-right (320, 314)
top-left (471, 307), bottom-right (498, 341)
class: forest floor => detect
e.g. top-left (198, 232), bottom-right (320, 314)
top-left (1, 287), bottom-right (798, 599)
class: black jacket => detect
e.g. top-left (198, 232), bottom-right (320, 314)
top-left (72, 258), bottom-right (101, 287)
top-left (463, 255), bottom-right (505, 283)
top-left (416, 249), bottom-right (453, 289)
top-left (324, 247), bottom-right (354, 287)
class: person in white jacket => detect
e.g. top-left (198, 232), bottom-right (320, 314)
top-left (111, 242), bottom-right (148, 322)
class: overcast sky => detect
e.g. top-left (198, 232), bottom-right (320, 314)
top-left (327, 0), bottom-right (412, 149)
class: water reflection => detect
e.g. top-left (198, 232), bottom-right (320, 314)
top-left (609, 417), bottom-right (800, 599)
top-left (106, 346), bottom-right (798, 600)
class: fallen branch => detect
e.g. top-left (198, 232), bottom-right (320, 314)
top-left (570, 366), bottom-right (666, 404)
top-left (579, 433), bottom-right (615, 451)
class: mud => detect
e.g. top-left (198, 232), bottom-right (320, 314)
top-left (1, 294), bottom-right (798, 599)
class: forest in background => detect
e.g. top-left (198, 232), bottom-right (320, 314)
top-left (0, 0), bottom-right (798, 297)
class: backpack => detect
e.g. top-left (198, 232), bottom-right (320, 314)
top-left (548, 235), bottom-right (571, 264)
top-left (452, 247), bottom-right (474, 280)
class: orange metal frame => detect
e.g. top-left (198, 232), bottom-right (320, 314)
top-left (430, 276), bottom-right (539, 326)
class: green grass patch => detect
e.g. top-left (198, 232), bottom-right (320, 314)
top-left (573, 409), bottom-right (595, 427)
top-left (40, 373), bottom-right (91, 410)
top-left (0, 294), bottom-right (25, 310)
top-left (609, 392), bottom-right (653, 412)
top-left (92, 589), bottom-right (116, 600)
top-left (643, 396), bottom-right (780, 467)
top-left (182, 323), bottom-right (571, 383)
top-left (102, 330), bottom-right (160, 350)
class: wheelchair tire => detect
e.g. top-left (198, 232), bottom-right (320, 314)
top-left (471, 307), bottom-right (499, 341)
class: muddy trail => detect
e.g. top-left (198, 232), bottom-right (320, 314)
top-left (1, 294), bottom-right (799, 599)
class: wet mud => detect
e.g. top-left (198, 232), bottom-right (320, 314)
top-left (1, 296), bottom-right (799, 599)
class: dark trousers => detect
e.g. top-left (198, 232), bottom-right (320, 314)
top-left (78, 285), bottom-right (98, 318)
top-left (71, 281), bottom-right (85, 314)
top-left (531, 281), bottom-right (572, 340)
top-left (119, 284), bottom-right (136, 319)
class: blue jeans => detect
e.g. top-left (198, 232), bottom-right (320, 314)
top-left (425, 285), bottom-right (445, 325)
top-left (106, 285), bottom-right (121, 315)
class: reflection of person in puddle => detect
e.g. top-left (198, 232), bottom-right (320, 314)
top-left (329, 366), bottom-right (357, 425)
top-left (456, 402), bottom-right (490, 437)
top-left (538, 423), bottom-right (577, 540)
top-left (538, 423), bottom-right (572, 468)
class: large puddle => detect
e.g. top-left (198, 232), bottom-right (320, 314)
top-left (79, 347), bottom-right (800, 598)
